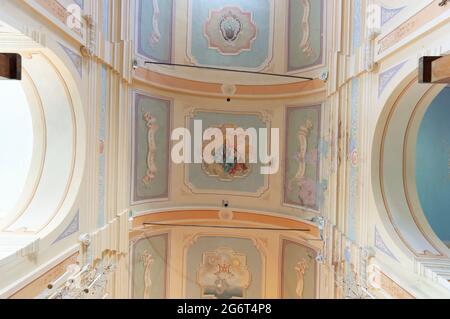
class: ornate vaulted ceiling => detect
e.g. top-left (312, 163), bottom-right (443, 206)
top-left (134, 0), bottom-right (326, 87)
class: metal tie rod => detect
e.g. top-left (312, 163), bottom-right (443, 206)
top-left (143, 222), bottom-right (311, 232)
top-left (144, 61), bottom-right (314, 81)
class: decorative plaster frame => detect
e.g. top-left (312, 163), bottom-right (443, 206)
top-left (181, 233), bottom-right (267, 299)
top-left (130, 90), bottom-right (173, 206)
top-left (185, 0), bottom-right (275, 72)
top-left (285, 0), bottom-right (327, 74)
top-left (134, 0), bottom-right (175, 63)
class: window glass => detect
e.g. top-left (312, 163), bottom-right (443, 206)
top-left (0, 81), bottom-right (33, 220)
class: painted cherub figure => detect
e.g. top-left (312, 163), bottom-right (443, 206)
top-left (142, 112), bottom-right (158, 185)
top-left (141, 250), bottom-right (154, 299)
top-left (295, 258), bottom-right (309, 299)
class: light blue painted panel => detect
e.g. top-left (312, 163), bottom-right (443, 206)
top-left (287, 0), bottom-right (324, 71)
top-left (136, 0), bottom-right (174, 62)
top-left (189, 0), bottom-right (271, 69)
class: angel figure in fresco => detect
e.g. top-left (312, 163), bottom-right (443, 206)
top-left (142, 112), bottom-right (158, 186)
top-left (149, 0), bottom-right (161, 46)
top-left (293, 119), bottom-right (313, 181)
top-left (141, 250), bottom-right (154, 299)
top-left (295, 258), bottom-right (309, 299)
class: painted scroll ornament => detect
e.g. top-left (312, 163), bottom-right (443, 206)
top-left (149, 0), bottom-right (161, 46)
top-left (142, 112), bottom-right (158, 186)
top-left (293, 119), bottom-right (313, 181)
top-left (289, 119), bottom-right (317, 208)
top-left (299, 0), bottom-right (314, 57)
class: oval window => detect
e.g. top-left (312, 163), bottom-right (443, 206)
top-left (0, 81), bottom-right (34, 221)
top-left (416, 88), bottom-right (450, 247)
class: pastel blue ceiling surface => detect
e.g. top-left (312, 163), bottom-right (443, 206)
top-left (416, 88), bottom-right (450, 243)
top-left (136, 0), bottom-right (174, 62)
top-left (188, 0), bottom-right (272, 69)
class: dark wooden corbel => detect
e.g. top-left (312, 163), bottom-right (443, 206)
top-left (0, 53), bottom-right (21, 80)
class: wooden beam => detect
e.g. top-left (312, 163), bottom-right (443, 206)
top-left (431, 55), bottom-right (450, 83)
top-left (418, 56), bottom-right (441, 83)
top-left (0, 53), bottom-right (21, 80)
top-left (419, 55), bottom-right (450, 84)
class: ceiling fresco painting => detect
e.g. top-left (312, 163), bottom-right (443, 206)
top-left (185, 110), bottom-right (269, 197)
top-left (187, 0), bottom-right (274, 70)
top-left (185, 236), bottom-right (263, 299)
top-left (287, 0), bottom-right (324, 71)
top-left (131, 91), bottom-right (171, 204)
top-left (197, 246), bottom-right (251, 299)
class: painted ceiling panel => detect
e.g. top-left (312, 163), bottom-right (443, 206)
top-left (135, 0), bottom-right (327, 82)
top-left (187, 0), bottom-right (273, 70)
top-left (131, 91), bottom-right (171, 204)
top-left (136, 0), bottom-right (174, 62)
top-left (287, 0), bottom-right (324, 71)
top-left (185, 110), bottom-right (269, 196)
